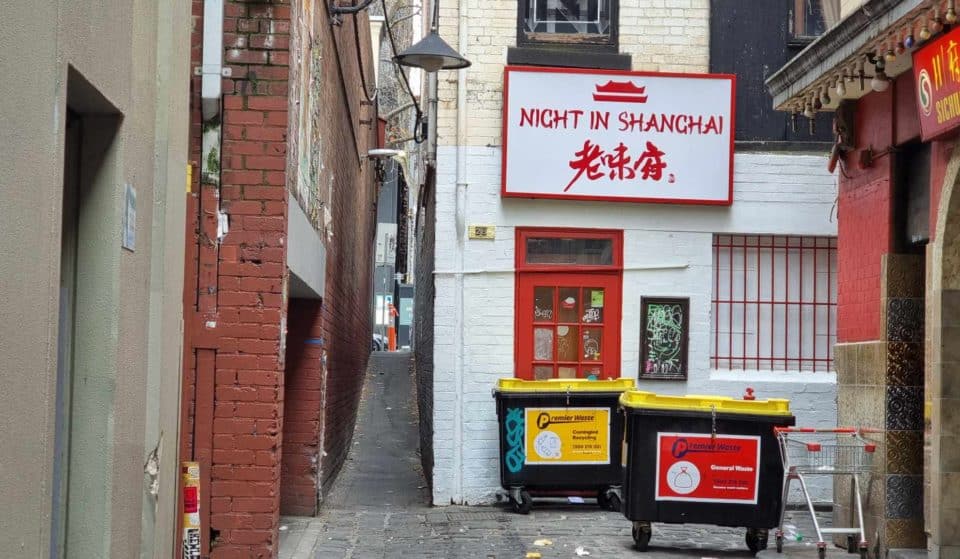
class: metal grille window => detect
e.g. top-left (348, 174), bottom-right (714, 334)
top-left (519, 0), bottom-right (616, 48)
top-left (711, 235), bottom-right (837, 372)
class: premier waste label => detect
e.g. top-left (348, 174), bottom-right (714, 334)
top-left (654, 433), bottom-right (761, 504)
top-left (524, 407), bottom-right (610, 465)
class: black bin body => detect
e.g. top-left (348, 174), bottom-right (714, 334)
top-left (621, 395), bottom-right (795, 529)
top-left (494, 379), bottom-right (634, 492)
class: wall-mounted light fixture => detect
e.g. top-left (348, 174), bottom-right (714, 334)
top-left (392, 1), bottom-right (470, 72)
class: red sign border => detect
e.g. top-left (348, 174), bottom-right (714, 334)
top-left (912, 25), bottom-right (960, 142)
top-left (501, 65), bottom-right (737, 206)
top-left (654, 432), bottom-right (762, 504)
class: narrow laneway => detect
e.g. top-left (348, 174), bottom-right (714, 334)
top-left (322, 351), bottom-right (428, 509)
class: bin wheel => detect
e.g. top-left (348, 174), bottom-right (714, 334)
top-left (606, 492), bottom-right (622, 513)
top-left (597, 490), bottom-right (609, 509)
top-left (746, 528), bottom-right (769, 552)
top-left (632, 522), bottom-right (652, 552)
top-left (818, 547), bottom-right (826, 559)
top-left (510, 490), bottom-right (532, 515)
top-left (775, 534), bottom-right (784, 553)
top-left (597, 489), bottom-right (621, 512)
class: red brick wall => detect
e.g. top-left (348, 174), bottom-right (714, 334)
top-left (182, 0), bottom-right (376, 552)
top-left (183, 1), bottom-right (291, 557)
top-left (836, 85), bottom-right (894, 343)
top-left (280, 301), bottom-right (324, 516)
top-left (313, 11), bottom-right (377, 496)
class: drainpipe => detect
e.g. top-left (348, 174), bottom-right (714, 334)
top-left (201, 0), bottom-right (224, 187)
top-left (452, 0), bottom-right (468, 504)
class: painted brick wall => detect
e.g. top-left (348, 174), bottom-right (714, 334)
top-left (429, 147), bottom-right (839, 505)
top-left (432, 0), bottom-right (710, 148)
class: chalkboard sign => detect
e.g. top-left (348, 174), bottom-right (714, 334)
top-left (639, 297), bottom-right (689, 380)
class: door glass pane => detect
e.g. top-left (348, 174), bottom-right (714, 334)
top-left (557, 366), bottom-right (577, 379)
top-left (581, 365), bottom-right (602, 379)
top-left (534, 327), bottom-right (554, 361)
top-left (582, 287), bottom-right (604, 323)
top-left (525, 237), bottom-right (613, 266)
top-left (583, 327), bottom-right (603, 361)
top-left (534, 365), bottom-right (554, 380)
top-left (558, 287), bottom-right (579, 323)
top-left (557, 325), bottom-right (579, 362)
top-left (534, 287), bottom-right (555, 322)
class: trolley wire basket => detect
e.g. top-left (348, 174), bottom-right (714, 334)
top-left (774, 428), bottom-right (877, 559)
top-left (777, 428), bottom-right (876, 475)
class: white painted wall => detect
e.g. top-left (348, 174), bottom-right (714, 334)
top-left (431, 147), bottom-right (839, 505)
top-left (427, 0), bottom-right (838, 508)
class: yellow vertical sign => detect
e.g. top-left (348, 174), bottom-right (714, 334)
top-left (182, 462), bottom-right (201, 559)
top-left (524, 407), bottom-right (610, 465)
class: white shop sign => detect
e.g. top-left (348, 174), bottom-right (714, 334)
top-left (502, 66), bottom-right (735, 205)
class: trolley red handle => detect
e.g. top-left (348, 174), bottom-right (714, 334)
top-left (774, 427), bottom-right (859, 434)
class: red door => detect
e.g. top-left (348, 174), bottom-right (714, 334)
top-left (516, 274), bottom-right (622, 379)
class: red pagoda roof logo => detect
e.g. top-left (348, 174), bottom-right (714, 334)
top-left (592, 80), bottom-right (648, 103)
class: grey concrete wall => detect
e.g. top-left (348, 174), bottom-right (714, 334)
top-left (0, 2), bottom-right (190, 557)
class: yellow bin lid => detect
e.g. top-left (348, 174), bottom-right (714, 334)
top-left (619, 390), bottom-right (791, 416)
top-left (495, 378), bottom-right (636, 393)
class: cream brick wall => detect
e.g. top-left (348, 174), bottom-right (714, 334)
top-left (435, 0), bottom-right (710, 147)
top-left (840, 0), bottom-right (865, 18)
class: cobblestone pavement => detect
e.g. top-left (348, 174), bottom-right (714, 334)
top-left (280, 352), bottom-right (833, 559)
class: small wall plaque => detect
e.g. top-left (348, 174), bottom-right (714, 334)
top-left (468, 225), bottom-right (496, 239)
top-left (122, 183), bottom-right (136, 252)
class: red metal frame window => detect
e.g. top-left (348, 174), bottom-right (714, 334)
top-left (515, 228), bottom-right (623, 380)
top-left (711, 235), bottom-right (837, 372)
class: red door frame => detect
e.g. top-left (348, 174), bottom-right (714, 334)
top-left (514, 228), bottom-right (624, 379)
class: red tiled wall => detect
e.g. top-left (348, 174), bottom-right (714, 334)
top-left (836, 85), bottom-right (894, 343)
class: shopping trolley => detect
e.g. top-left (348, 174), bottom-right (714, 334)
top-left (774, 428), bottom-right (876, 559)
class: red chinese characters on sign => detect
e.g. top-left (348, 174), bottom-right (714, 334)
top-left (913, 24), bottom-right (960, 140)
top-left (565, 140), bottom-right (671, 192)
top-left (655, 433), bottom-right (761, 504)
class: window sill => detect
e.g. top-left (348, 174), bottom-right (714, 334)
top-left (709, 369), bottom-right (837, 384)
top-left (507, 47), bottom-right (631, 71)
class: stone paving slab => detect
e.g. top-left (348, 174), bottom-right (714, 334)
top-left (279, 353), bottom-right (837, 559)
top-left (284, 504), bottom-right (833, 559)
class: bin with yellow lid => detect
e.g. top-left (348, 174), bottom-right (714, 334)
top-left (618, 390), bottom-right (795, 553)
top-left (492, 378), bottom-right (636, 514)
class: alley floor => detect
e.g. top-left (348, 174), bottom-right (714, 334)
top-left (279, 352), bottom-right (834, 559)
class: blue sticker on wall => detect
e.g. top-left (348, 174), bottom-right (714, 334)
top-left (505, 407), bottom-right (525, 474)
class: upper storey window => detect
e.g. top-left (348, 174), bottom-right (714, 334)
top-left (790, 0), bottom-right (841, 42)
top-left (520, 0), bottom-right (616, 48)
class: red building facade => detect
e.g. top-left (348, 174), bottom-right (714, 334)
top-left (767, 3), bottom-right (960, 555)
